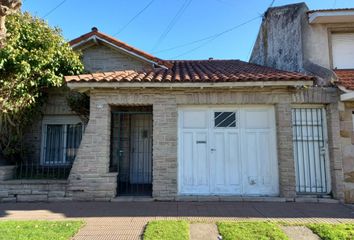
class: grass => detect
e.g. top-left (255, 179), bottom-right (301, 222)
top-left (144, 220), bottom-right (189, 240)
top-left (307, 223), bottom-right (354, 240)
top-left (217, 221), bottom-right (289, 240)
top-left (0, 220), bottom-right (84, 240)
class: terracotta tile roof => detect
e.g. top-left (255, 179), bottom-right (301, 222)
top-left (69, 27), bottom-right (171, 68)
top-left (334, 69), bottom-right (354, 90)
top-left (65, 59), bottom-right (314, 83)
top-left (308, 8), bottom-right (354, 14)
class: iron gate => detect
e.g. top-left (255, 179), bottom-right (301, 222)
top-left (292, 107), bottom-right (330, 194)
top-left (111, 109), bottom-right (153, 196)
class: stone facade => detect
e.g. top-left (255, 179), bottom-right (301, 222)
top-left (339, 101), bottom-right (354, 202)
top-left (23, 87), bottom-right (80, 163)
top-left (0, 179), bottom-right (70, 202)
top-left (80, 44), bottom-right (153, 73)
top-left (67, 86), bottom-right (344, 201)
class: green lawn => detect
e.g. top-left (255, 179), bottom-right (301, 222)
top-left (144, 220), bottom-right (189, 240)
top-left (217, 221), bottom-right (289, 240)
top-left (0, 220), bottom-right (84, 240)
top-left (307, 223), bottom-right (354, 240)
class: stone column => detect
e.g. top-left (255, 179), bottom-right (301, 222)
top-left (152, 98), bottom-right (178, 200)
top-left (275, 103), bottom-right (296, 199)
top-left (68, 95), bottom-right (117, 201)
top-left (327, 102), bottom-right (345, 201)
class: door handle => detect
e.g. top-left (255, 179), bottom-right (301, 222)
top-left (211, 148), bottom-right (216, 152)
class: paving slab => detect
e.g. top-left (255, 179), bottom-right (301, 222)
top-left (0, 202), bottom-right (352, 240)
top-left (281, 226), bottom-right (321, 240)
top-left (190, 223), bottom-right (219, 240)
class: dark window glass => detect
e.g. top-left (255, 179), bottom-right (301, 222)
top-left (214, 112), bottom-right (236, 128)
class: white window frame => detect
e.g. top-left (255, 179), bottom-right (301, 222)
top-left (330, 32), bottom-right (354, 69)
top-left (40, 115), bottom-right (83, 166)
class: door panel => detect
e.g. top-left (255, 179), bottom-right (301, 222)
top-left (292, 108), bottom-right (330, 194)
top-left (130, 114), bottom-right (152, 184)
top-left (180, 110), bottom-right (210, 194)
top-left (179, 106), bottom-right (278, 196)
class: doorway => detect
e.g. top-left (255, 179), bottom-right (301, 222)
top-left (111, 106), bottom-right (153, 196)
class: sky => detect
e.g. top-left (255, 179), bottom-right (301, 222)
top-left (22, 0), bottom-right (354, 61)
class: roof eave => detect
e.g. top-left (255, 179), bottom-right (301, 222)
top-left (69, 32), bottom-right (171, 69)
top-left (66, 80), bottom-right (314, 91)
top-left (308, 10), bottom-right (354, 24)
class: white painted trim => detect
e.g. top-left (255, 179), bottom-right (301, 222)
top-left (309, 10), bottom-right (354, 23)
top-left (337, 85), bottom-right (354, 101)
top-left (71, 35), bottom-right (168, 69)
top-left (340, 92), bottom-right (354, 101)
top-left (67, 81), bottom-right (313, 90)
top-left (40, 115), bottom-right (83, 166)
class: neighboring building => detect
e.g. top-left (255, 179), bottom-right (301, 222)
top-left (250, 2), bottom-right (354, 202)
top-left (0, 25), bottom-right (344, 202)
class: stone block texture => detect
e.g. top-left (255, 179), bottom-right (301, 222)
top-left (339, 101), bottom-right (354, 203)
top-left (81, 45), bottom-right (153, 73)
top-left (67, 86), bottom-right (344, 201)
top-left (0, 180), bottom-right (70, 202)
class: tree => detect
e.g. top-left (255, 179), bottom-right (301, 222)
top-left (0, 12), bottom-right (83, 162)
top-left (0, 0), bottom-right (22, 47)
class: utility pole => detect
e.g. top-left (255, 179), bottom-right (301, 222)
top-left (0, 0), bottom-right (21, 48)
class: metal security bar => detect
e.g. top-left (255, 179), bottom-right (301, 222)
top-left (14, 162), bottom-right (72, 179)
top-left (111, 108), bottom-right (153, 196)
top-left (14, 123), bottom-right (82, 180)
top-left (292, 108), bottom-right (330, 194)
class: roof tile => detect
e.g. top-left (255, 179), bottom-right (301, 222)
top-left (65, 59), bottom-right (314, 84)
top-left (334, 69), bottom-right (354, 90)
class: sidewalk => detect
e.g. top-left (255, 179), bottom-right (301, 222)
top-left (0, 201), bottom-right (353, 239)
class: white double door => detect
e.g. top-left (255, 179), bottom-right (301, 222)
top-left (178, 106), bottom-right (279, 196)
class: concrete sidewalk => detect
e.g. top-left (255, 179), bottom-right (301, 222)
top-left (0, 202), bottom-right (353, 239)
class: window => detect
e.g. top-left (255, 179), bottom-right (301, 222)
top-left (331, 32), bottom-right (354, 69)
top-left (41, 116), bottom-right (83, 165)
top-left (214, 112), bottom-right (237, 128)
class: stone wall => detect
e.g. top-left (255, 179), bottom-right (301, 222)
top-left (23, 87), bottom-right (80, 163)
top-left (0, 179), bottom-right (70, 202)
top-left (339, 101), bottom-right (354, 203)
top-left (81, 44), bottom-right (153, 73)
top-left (68, 86), bottom-right (344, 201)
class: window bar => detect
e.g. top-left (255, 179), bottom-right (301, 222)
top-left (137, 116), bottom-right (141, 195)
top-left (316, 109), bottom-right (323, 193)
top-left (310, 108), bottom-right (318, 193)
top-left (320, 108), bottom-right (327, 193)
top-left (293, 109), bottom-right (300, 192)
top-left (117, 113), bottom-right (121, 195)
top-left (305, 109), bottom-right (312, 192)
top-left (299, 109), bottom-right (306, 192)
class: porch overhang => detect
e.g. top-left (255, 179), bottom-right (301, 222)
top-left (339, 85), bottom-right (354, 102)
top-left (67, 80), bottom-right (313, 91)
top-left (308, 10), bottom-right (354, 24)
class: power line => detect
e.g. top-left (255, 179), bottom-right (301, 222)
top-left (151, 0), bottom-right (192, 51)
top-left (171, 16), bottom-right (261, 58)
top-left (167, 0), bottom-right (274, 58)
top-left (42, 0), bottom-right (67, 18)
top-left (153, 15), bottom-right (261, 55)
top-left (113, 0), bottom-right (155, 36)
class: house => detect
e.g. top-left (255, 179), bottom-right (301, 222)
top-left (250, 2), bottom-right (354, 203)
top-left (0, 24), bottom-right (343, 202)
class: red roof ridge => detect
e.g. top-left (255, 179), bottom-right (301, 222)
top-left (69, 27), bottom-right (172, 68)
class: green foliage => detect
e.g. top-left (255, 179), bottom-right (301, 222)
top-left (0, 12), bottom-right (83, 161)
top-left (0, 220), bottom-right (84, 240)
top-left (66, 90), bottom-right (90, 123)
top-left (217, 221), bottom-right (289, 240)
top-left (307, 223), bottom-right (354, 240)
top-left (144, 220), bottom-right (189, 240)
